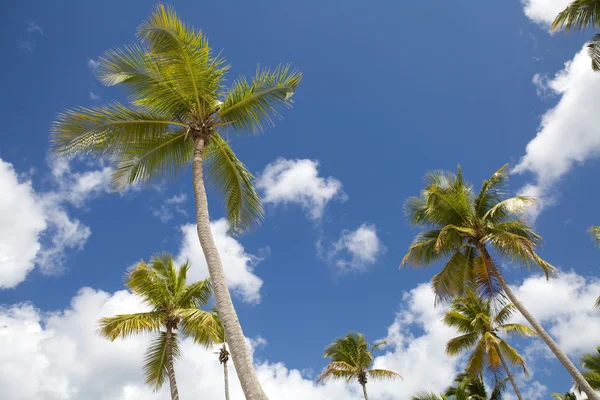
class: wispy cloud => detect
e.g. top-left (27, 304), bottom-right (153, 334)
top-left (18, 20), bottom-right (44, 53)
top-left (152, 193), bottom-right (188, 223)
top-left (89, 92), bottom-right (100, 101)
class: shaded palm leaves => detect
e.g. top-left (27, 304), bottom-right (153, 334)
top-left (444, 292), bottom-right (535, 386)
top-left (552, 392), bottom-right (578, 400)
top-left (51, 4), bottom-right (301, 232)
top-left (318, 332), bottom-right (401, 398)
top-left (577, 347), bottom-right (600, 392)
top-left (402, 164), bottom-right (555, 302)
top-left (98, 253), bottom-right (219, 391)
top-left (411, 373), bottom-right (504, 400)
top-left (589, 226), bottom-right (600, 309)
top-left (552, 0), bottom-right (600, 71)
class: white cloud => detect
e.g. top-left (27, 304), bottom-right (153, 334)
top-left (521, 0), bottom-right (571, 27)
top-left (89, 92), bottom-right (100, 100)
top-left (176, 219), bottom-right (264, 304)
top-left (510, 271), bottom-right (600, 357)
top-left (514, 47), bottom-right (600, 219)
top-left (87, 59), bottom-right (98, 70)
top-left (152, 193), bottom-right (188, 223)
top-left (18, 20), bottom-right (43, 53)
top-left (0, 281), bottom-right (466, 400)
top-left (324, 224), bottom-right (386, 274)
top-left (257, 158), bottom-right (345, 220)
top-left (0, 157), bottom-right (112, 288)
top-left (25, 20), bottom-right (43, 35)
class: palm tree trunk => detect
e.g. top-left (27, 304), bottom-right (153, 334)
top-left (223, 344), bottom-right (230, 400)
top-left (361, 383), bottom-right (369, 400)
top-left (192, 138), bottom-right (268, 400)
top-left (165, 327), bottom-right (179, 400)
top-left (480, 247), bottom-right (600, 400)
top-left (495, 344), bottom-right (523, 400)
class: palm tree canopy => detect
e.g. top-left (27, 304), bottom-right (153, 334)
top-left (552, 0), bottom-right (600, 31)
top-left (578, 346), bottom-right (600, 391)
top-left (50, 4), bottom-right (302, 232)
top-left (402, 164), bottom-right (556, 302)
top-left (444, 291), bottom-right (535, 379)
top-left (552, 393), bottom-right (578, 400)
top-left (98, 253), bottom-right (219, 389)
top-left (317, 332), bottom-right (401, 384)
top-left (411, 392), bottom-right (449, 400)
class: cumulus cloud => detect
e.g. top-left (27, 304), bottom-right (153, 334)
top-left (176, 219), bottom-right (264, 304)
top-left (514, 47), bottom-right (600, 219)
top-left (152, 193), bottom-right (188, 223)
top-left (257, 158), bottom-right (345, 220)
top-left (0, 157), bottom-right (112, 288)
top-left (0, 282), bottom-right (466, 400)
top-left (323, 224), bottom-right (386, 274)
top-left (521, 0), bottom-right (571, 27)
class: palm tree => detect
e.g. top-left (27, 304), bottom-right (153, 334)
top-left (98, 253), bottom-right (219, 400)
top-left (411, 392), bottom-right (448, 400)
top-left (401, 164), bottom-right (600, 400)
top-left (317, 332), bottom-right (401, 400)
top-left (212, 312), bottom-right (231, 400)
top-left (411, 373), bottom-right (504, 400)
top-left (552, 0), bottom-right (600, 71)
top-left (51, 5), bottom-right (301, 399)
top-left (552, 392), bottom-right (577, 400)
top-left (577, 346), bottom-right (600, 392)
top-left (444, 292), bottom-right (534, 400)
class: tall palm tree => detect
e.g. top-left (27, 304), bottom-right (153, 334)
top-left (444, 292), bottom-right (534, 400)
top-left (401, 164), bottom-right (600, 400)
top-left (317, 332), bottom-right (402, 400)
top-left (577, 346), bottom-right (600, 392)
top-left (552, 0), bottom-right (600, 71)
top-left (51, 5), bottom-right (301, 399)
top-left (98, 253), bottom-right (219, 400)
top-left (212, 312), bottom-right (231, 400)
top-left (552, 392), bottom-right (578, 400)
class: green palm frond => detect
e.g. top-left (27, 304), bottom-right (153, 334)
top-left (219, 64), bottom-right (302, 134)
top-left (500, 323), bottom-right (537, 337)
top-left (474, 164), bottom-right (509, 218)
top-left (493, 303), bottom-right (516, 325)
top-left (370, 340), bottom-right (387, 353)
top-left (51, 102), bottom-right (185, 158)
top-left (552, 0), bottom-right (600, 31)
top-left (445, 332), bottom-right (479, 355)
top-left (126, 260), bottom-right (173, 309)
top-left (144, 331), bottom-right (181, 390)
top-left (173, 308), bottom-right (219, 347)
top-left (176, 277), bottom-right (212, 308)
top-left (111, 130), bottom-right (193, 189)
top-left (98, 311), bottom-right (163, 340)
top-left (138, 4), bottom-right (226, 112)
top-left (482, 196), bottom-right (535, 223)
top-left (590, 226), bottom-right (600, 246)
top-left (96, 44), bottom-right (191, 118)
top-left (317, 361), bottom-right (357, 383)
top-left (204, 134), bottom-right (264, 232)
top-left (411, 391), bottom-right (447, 400)
top-left (498, 339), bottom-right (529, 376)
top-left (367, 369), bottom-right (402, 381)
top-left (589, 34), bottom-right (600, 71)
top-left (466, 338), bottom-right (487, 376)
top-left (431, 247), bottom-right (477, 303)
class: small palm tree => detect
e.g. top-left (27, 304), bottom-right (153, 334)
top-left (577, 346), bottom-right (600, 392)
top-left (412, 373), bottom-right (504, 400)
top-left (401, 165), bottom-right (599, 400)
top-left (212, 312), bottom-right (231, 400)
top-left (552, 0), bottom-right (600, 71)
top-left (444, 292), bottom-right (534, 400)
top-left (552, 392), bottom-right (578, 400)
top-left (589, 226), bottom-right (600, 309)
top-left (52, 5), bottom-right (301, 399)
top-left (317, 332), bottom-right (401, 400)
top-left (98, 254), bottom-right (218, 400)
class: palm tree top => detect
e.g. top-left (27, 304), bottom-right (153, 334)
top-left (401, 164), bottom-right (556, 301)
top-left (552, 0), bottom-right (600, 32)
top-left (50, 4), bottom-right (302, 232)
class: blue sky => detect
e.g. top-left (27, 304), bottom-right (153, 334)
top-left (1, 0), bottom-right (600, 398)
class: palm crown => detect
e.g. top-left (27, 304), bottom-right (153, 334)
top-left (51, 4), bottom-right (302, 232)
top-left (578, 346), bottom-right (600, 391)
top-left (552, 0), bottom-right (600, 71)
top-left (317, 333), bottom-right (401, 387)
top-left (444, 292), bottom-right (535, 380)
top-left (402, 164), bottom-right (555, 302)
top-left (98, 253), bottom-right (218, 390)
top-left (411, 372), bottom-right (505, 400)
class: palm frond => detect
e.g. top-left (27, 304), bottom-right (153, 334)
top-left (51, 102), bottom-right (185, 158)
top-left (370, 340), bottom-right (387, 353)
top-left (126, 260), bottom-right (173, 309)
top-left (368, 368), bottom-right (402, 381)
top-left (493, 303), bottom-right (516, 325)
top-left (552, 0), bottom-right (600, 31)
top-left (588, 33), bottom-right (600, 71)
top-left (465, 338), bottom-right (487, 376)
top-left (482, 196), bottom-right (535, 223)
top-left (204, 134), bottom-right (264, 232)
top-left (143, 330), bottom-right (181, 390)
top-left (445, 332), bottom-right (479, 356)
top-left (111, 130), bottom-right (193, 189)
top-left (173, 308), bottom-right (220, 347)
top-left (474, 164), bottom-right (509, 218)
top-left (431, 246), bottom-right (477, 303)
top-left (317, 361), bottom-right (357, 383)
top-left (589, 225), bottom-right (600, 246)
top-left (219, 64), bottom-right (302, 134)
top-left (500, 323), bottom-right (537, 337)
top-left (176, 277), bottom-right (212, 309)
top-left (411, 392), bottom-right (447, 400)
top-left (498, 339), bottom-right (529, 376)
top-left (98, 311), bottom-right (163, 341)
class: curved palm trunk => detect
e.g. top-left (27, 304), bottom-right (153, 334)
top-left (361, 383), bottom-right (369, 400)
top-left (165, 327), bottom-right (179, 400)
top-left (494, 344), bottom-right (523, 400)
top-left (222, 344), bottom-right (230, 400)
top-left (192, 138), bottom-right (268, 400)
top-left (480, 248), bottom-right (600, 400)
